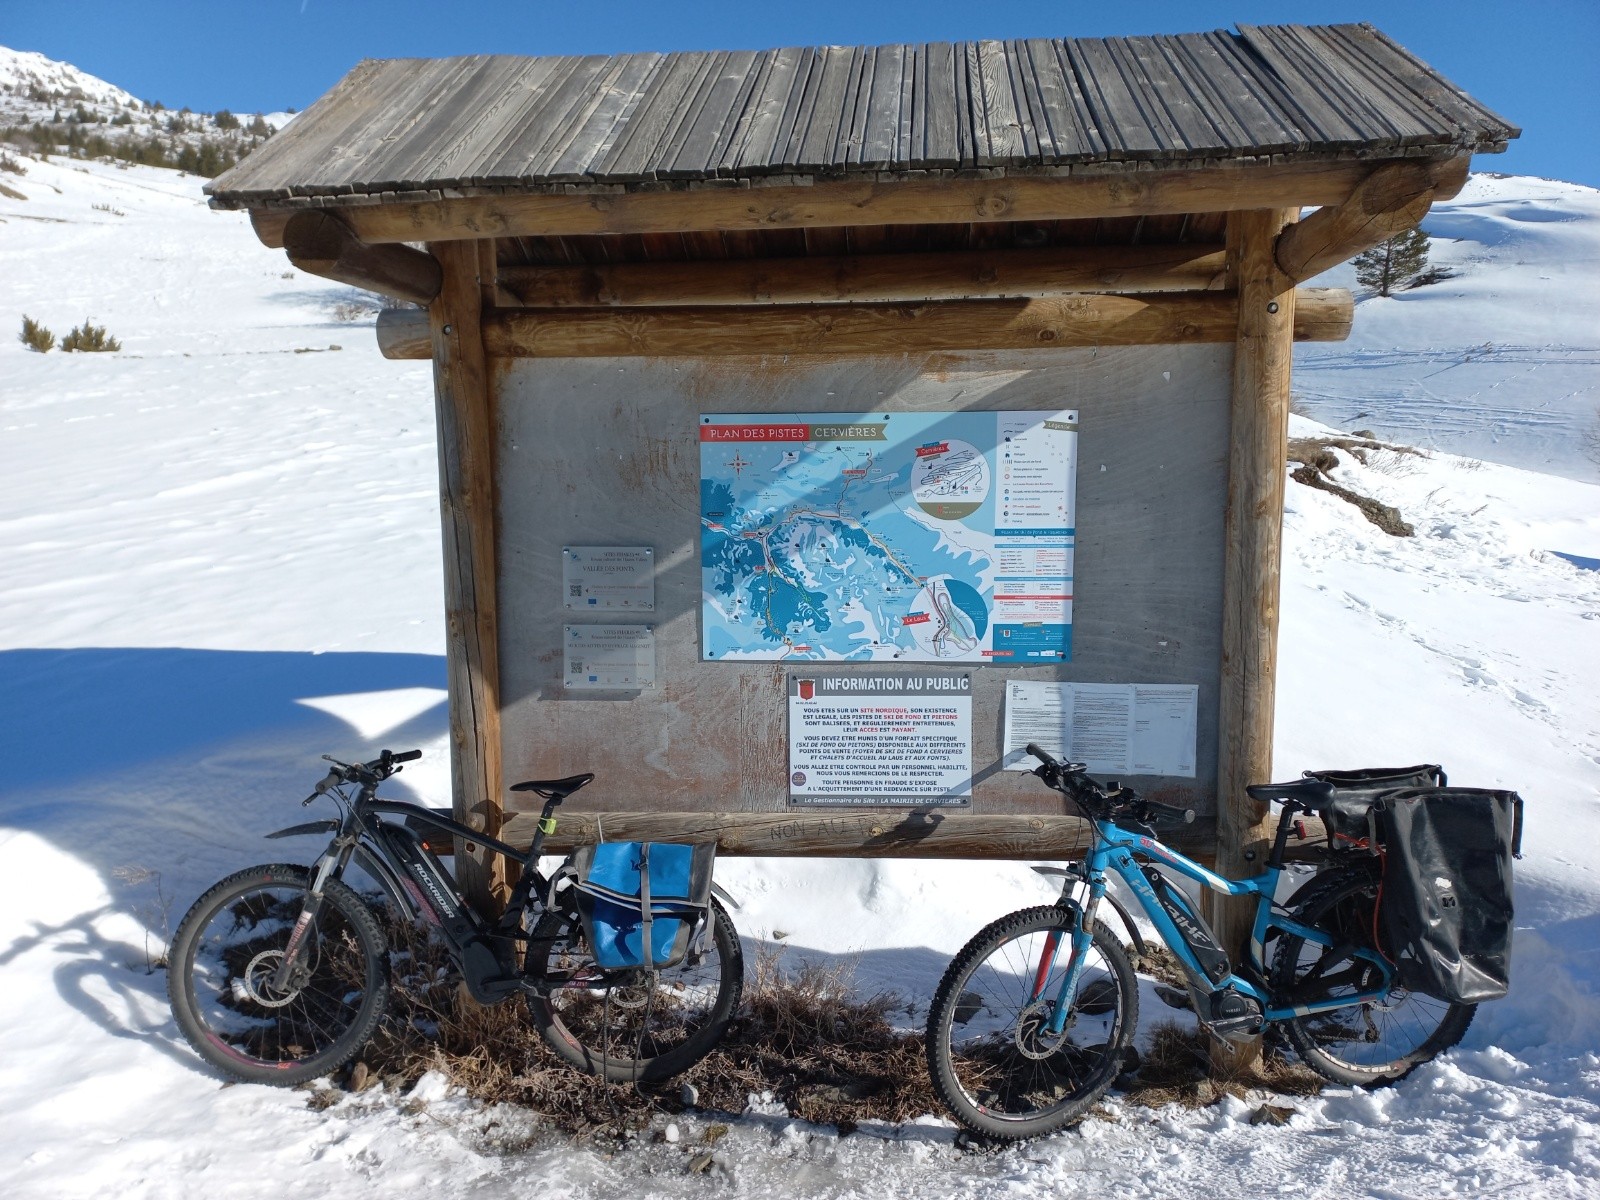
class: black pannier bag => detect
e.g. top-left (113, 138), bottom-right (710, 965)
top-left (1373, 787), bottom-right (1523, 1005)
top-left (1303, 764), bottom-right (1446, 851)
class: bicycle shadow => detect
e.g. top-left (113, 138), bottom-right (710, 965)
top-left (0, 646), bottom-right (450, 1045)
top-left (3, 903), bottom-right (202, 1073)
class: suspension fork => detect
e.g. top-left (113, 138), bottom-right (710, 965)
top-left (1035, 873), bottom-right (1109, 1035)
top-left (269, 842), bottom-right (349, 992)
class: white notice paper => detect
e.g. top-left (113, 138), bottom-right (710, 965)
top-left (788, 673), bottom-right (973, 807)
top-left (1003, 681), bottom-right (1199, 777)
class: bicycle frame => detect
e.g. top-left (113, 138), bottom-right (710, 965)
top-left (1038, 815), bottom-right (1394, 1035)
top-left (273, 783), bottom-right (567, 1005)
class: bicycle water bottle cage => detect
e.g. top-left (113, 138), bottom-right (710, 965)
top-left (509, 773), bottom-right (595, 803)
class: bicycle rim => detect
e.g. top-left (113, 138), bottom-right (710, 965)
top-left (171, 867), bottom-right (387, 1083)
top-left (931, 908), bottom-right (1134, 1137)
top-left (1274, 869), bottom-right (1474, 1083)
top-left (528, 899), bottom-right (742, 1081)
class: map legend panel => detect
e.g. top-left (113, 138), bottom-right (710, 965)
top-left (700, 410), bottom-right (1077, 664)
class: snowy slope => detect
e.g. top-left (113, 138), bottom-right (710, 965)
top-left (1, 43), bottom-right (283, 167)
top-left (0, 45), bottom-right (142, 109)
top-left (3, 147), bottom-right (1599, 1198)
top-left (1298, 174), bottom-right (1600, 484)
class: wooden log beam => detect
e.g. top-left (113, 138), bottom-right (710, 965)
top-left (492, 809), bottom-right (1332, 864)
top-left (1274, 158), bottom-right (1469, 283)
top-left (250, 207), bottom-right (295, 249)
top-left (326, 158), bottom-right (1463, 245)
top-left (377, 306), bottom-right (434, 359)
top-left (376, 288), bottom-right (1351, 360)
top-left (515, 810), bottom-right (1102, 860)
top-left (283, 210), bottom-right (442, 304)
top-left (428, 240), bottom-right (504, 910)
top-left (499, 244), bottom-right (1228, 308)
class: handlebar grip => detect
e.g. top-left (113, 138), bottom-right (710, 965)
top-left (1025, 743), bottom-right (1059, 768)
top-left (392, 749), bottom-right (422, 763)
top-left (1142, 801), bottom-right (1196, 827)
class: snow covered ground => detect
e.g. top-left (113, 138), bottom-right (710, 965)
top-left (3, 140), bottom-right (1600, 1196)
top-left (1300, 174), bottom-right (1600, 486)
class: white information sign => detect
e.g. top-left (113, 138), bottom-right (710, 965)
top-left (788, 673), bottom-right (972, 807)
top-left (563, 546), bottom-right (655, 611)
top-left (564, 625), bottom-right (656, 690)
top-left (1003, 681), bottom-right (1198, 777)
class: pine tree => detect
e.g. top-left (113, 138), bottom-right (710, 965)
top-left (1353, 227), bottom-right (1432, 297)
top-left (19, 315), bottom-right (55, 353)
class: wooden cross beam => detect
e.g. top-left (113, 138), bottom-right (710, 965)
top-left (282, 210), bottom-right (442, 305)
top-left (374, 288), bottom-right (1353, 360)
top-left (1274, 157), bottom-right (1470, 284)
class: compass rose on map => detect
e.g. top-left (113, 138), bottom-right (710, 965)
top-left (725, 451), bottom-right (752, 479)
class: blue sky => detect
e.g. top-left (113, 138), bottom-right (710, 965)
top-left (2, 1), bottom-right (1594, 185)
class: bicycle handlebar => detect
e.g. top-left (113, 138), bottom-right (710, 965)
top-left (302, 749), bottom-right (422, 805)
top-left (1024, 743), bottom-right (1195, 829)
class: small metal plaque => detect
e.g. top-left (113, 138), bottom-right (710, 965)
top-left (564, 625), bottom-right (656, 690)
top-left (563, 546), bottom-right (655, 611)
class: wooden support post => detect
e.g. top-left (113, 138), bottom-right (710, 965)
top-left (427, 239), bottom-right (504, 909)
top-left (1210, 208), bottom-right (1299, 1068)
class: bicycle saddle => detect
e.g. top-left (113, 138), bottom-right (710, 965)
top-left (509, 772), bottom-right (595, 802)
top-left (1245, 779), bottom-right (1336, 805)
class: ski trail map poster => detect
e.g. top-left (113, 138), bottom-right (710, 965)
top-left (700, 411), bottom-right (1078, 664)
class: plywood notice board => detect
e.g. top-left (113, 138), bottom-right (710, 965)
top-left (494, 347), bottom-right (1231, 817)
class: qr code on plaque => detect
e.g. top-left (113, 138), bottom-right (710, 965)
top-left (569, 661), bottom-right (582, 674)
top-left (569, 584), bottom-right (583, 598)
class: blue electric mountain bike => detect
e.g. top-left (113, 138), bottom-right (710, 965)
top-left (924, 744), bottom-right (1474, 1140)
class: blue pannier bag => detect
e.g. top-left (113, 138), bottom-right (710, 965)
top-left (569, 841), bottom-right (715, 970)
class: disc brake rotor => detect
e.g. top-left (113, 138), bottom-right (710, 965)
top-left (238, 949), bottom-right (301, 1008)
top-left (1014, 999), bottom-right (1071, 1060)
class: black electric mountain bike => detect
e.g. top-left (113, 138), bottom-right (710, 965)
top-left (168, 749), bottom-right (742, 1086)
top-left (925, 745), bottom-right (1477, 1141)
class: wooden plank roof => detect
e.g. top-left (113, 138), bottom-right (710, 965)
top-left (208, 23), bottom-right (1516, 211)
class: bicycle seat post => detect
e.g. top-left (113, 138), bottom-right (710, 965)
top-left (1267, 799), bottom-right (1302, 870)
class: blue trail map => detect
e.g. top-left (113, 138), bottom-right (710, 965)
top-left (700, 411), bottom-right (1077, 664)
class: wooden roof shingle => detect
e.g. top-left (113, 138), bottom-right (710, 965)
top-left (207, 23), bottom-right (1516, 210)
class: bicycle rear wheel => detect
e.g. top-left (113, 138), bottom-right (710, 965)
top-left (926, 906), bottom-right (1137, 1141)
top-left (1272, 865), bottom-right (1474, 1086)
top-left (168, 864), bottom-right (389, 1085)
top-left (525, 897), bottom-right (743, 1083)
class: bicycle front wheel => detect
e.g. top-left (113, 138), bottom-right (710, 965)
top-left (167, 864), bottom-right (390, 1086)
top-left (926, 905), bottom-right (1137, 1141)
top-left (1272, 865), bottom-right (1474, 1086)
top-left (526, 897), bottom-right (743, 1083)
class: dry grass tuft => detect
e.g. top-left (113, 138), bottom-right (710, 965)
top-left (354, 921), bottom-right (938, 1136)
top-left (1122, 1022), bottom-right (1325, 1110)
top-left (352, 916), bottom-right (1330, 1138)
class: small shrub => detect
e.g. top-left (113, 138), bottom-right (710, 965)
top-left (0, 150), bottom-right (27, 176)
top-left (1407, 265), bottom-right (1457, 289)
top-left (91, 202), bottom-right (126, 216)
top-left (61, 320), bottom-right (121, 352)
top-left (19, 315), bottom-right (55, 353)
top-left (213, 108), bottom-right (240, 131)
